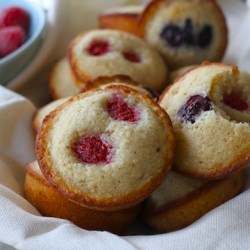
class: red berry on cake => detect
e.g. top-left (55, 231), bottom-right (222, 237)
top-left (222, 92), bottom-right (248, 111)
top-left (107, 93), bottom-right (140, 122)
top-left (72, 135), bottom-right (114, 164)
top-left (67, 29), bottom-right (168, 92)
top-left (122, 51), bottom-right (141, 63)
top-left (87, 40), bottom-right (110, 56)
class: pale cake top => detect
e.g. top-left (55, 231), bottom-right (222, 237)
top-left (147, 171), bottom-right (205, 209)
top-left (49, 57), bottom-right (80, 100)
top-left (37, 85), bottom-right (175, 210)
top-left (160, 63), bottom-right (250, 180)
top-left (68, 29), bottom-right (168, 91)
top-left (33, 98), bottom-right (69, 133)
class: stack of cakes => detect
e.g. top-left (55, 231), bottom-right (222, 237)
top-left (25, 83), bottom-right (175, 233)
top-left (24, 0), bottom-right (250, 234)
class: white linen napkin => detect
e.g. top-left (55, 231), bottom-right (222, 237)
top-left (1, 0), bottom-right (250, 249)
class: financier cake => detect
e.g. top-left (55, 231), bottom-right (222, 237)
top-left (99, 5), bottom-right (144, 35)
top-left (142, 170), bottom-right (245, 233)
top-left (160, 63), bottom-right (250, 180)
top-left (68, 29), bottom-right (168, 92)
top-left (137, 0), bottom-right (228, 69)
top-left (36, 85), bottom-right (175, 211)
top-left (49, 57), bottom-right (81, 100)
top-left (24, 161), bottom-right (142, 234)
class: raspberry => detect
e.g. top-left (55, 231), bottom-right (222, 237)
top-left (107, 94), bottom-right (140, 122)
top-left (0, 6), bottom-right (30, 30)
top-left (87, 40), bottom-right (110, 56)
top-left (122, 51), bottom-right (141, 63)
top-left (223, 93), bottom-right (248, 111)
top-left (72, 135), bottom-right (114, 164)
top-left (178, 95), bottom-right (213, 123)
top-left (0, 26), bottom-right (25, 58)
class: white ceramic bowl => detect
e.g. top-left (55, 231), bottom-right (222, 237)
top-left (0, 0), bottom-right (46, 86)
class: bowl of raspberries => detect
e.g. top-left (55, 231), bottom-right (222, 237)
top-left (0, 0), bottom-right (46, 86)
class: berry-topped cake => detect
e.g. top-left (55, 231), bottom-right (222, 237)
top-left (67, 29), bottom-right (168, 92)
top-left (137, 0), bottom-right (228, 69)
top-left (36, 85), bottom-right (175, 211)
top-left (160, 63), bottom-right (250, 180)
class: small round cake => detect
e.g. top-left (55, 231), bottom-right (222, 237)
top-left (68, 29), bottom-right (168, 92)
top-left (99, 5), bottom-right (144, 35)
top-left (142, 170), bottom-right (245, 233)
top-left (33, 98), bottom-right (69, 133)
top-left (49, 57), bottom-right (81, 100)
top-left (36, 85), bottom-right (175, 211)
top-left (24, 161), bottom-right (142, 234)
top-left (160, 63), bottom-right (250, 180)
top-left (137, 0), bottom-right (228, 69)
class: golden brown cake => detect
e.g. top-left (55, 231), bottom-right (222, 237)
top-left (32, 98), bottom-right (69, 133)
top-left (24, 161), bottom-right (141, 234)
top-left (99, 5), bottom-right (144, 35)
top-left (142, 170), bottom-right (245, 233)
top-left (36, 85), bottom-right (175, 211)
top-left (49, 57), bottom-right (81, 100)
top-left (160, 63), bottom-right (250, 180)
top-left (68, 29), bottom-right (168, 92)
top-left (137, 0), bottom-right (228, 69)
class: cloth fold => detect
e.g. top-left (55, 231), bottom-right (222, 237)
top-left (1, 0), bottom-right (250, 249)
